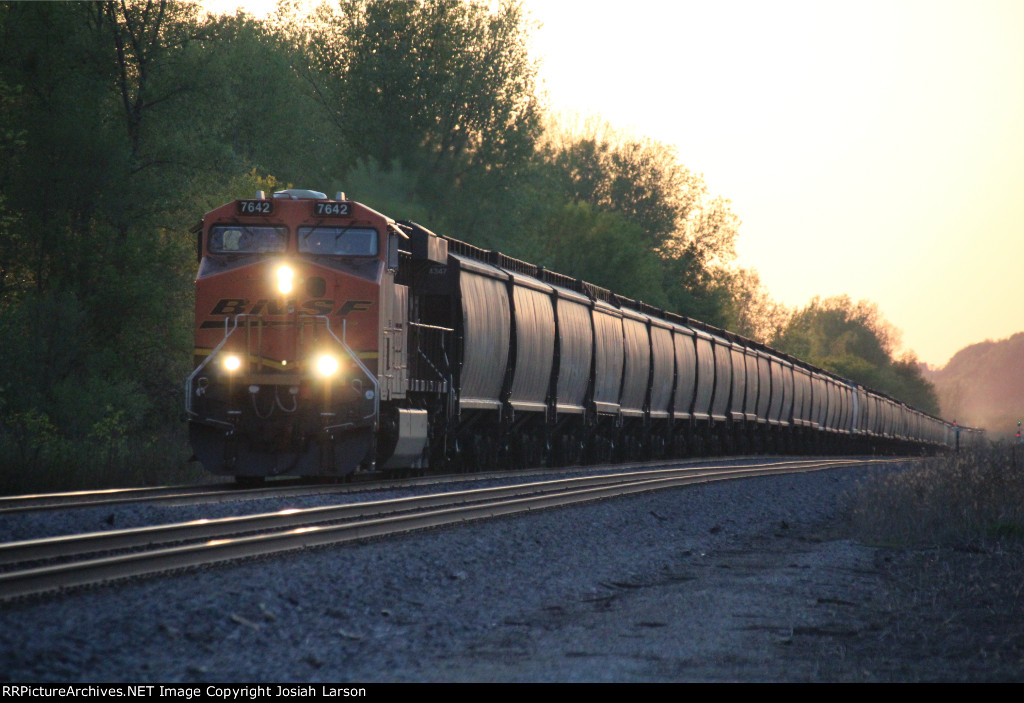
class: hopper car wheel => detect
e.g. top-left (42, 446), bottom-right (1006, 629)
top-left (470, 435), bottom-right (484, 471)
top-left (691, 433), bottom-right (704, 457)
top-left (651, 434), bottom-right (665, 460)
top-left (506, 436), bottom-right (522, 470)
top-left (553, 435), bottom-right (569, 467)
top-left (674, 432), bottom-right (688, 458)
top-left (449, 438), bottom-right (465, 473)
top-left (533, 434), bottom-right (545, 467)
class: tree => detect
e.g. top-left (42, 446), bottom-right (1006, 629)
top-left (533, 202), bottom-right (670, 308)
top-left (0, 73), bottom-right (26, 300)
top-left (0, 1), bottom-right (330, 484)
top-left (541, 115), bottom-right (713, 254)
top-left (889, 352), bottom-right (940, 415)
top-left (536, 115), bottom-right (742, 326)
top-left (771, 295), bottom-right (939, 414)
top-left (721, 267), bottom-right (789, 344)
top-left (187, 10), bottom-right (340, 186)
top-left (300, 0), bottom-right (542, 217)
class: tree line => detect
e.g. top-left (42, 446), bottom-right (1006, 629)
top-left (0, 0), bottom-right (937, 490)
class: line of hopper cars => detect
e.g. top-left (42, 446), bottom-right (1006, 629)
top-left (186, 190), bottom-right (979, 480)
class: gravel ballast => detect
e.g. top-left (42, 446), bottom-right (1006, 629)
top-left (1, 462), bottom-right (1019, 682)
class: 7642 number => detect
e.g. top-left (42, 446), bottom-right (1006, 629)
top-left (315, 202), bottom-right (350, 216)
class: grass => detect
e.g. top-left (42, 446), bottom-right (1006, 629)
top-left (851, 442), bottom-right (1024, 548)
top-left (843, 443), bottom-right (1024, 679)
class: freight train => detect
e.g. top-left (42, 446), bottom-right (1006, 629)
top-left (186, 189), bottom-right (977, 480)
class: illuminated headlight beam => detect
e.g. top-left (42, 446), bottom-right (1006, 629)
top-left (316, 354), bottom-right (340, 377)
top-left (276, 264), bottom-right (295, 295)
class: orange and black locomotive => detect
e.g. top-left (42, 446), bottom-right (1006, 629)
top-left (187, 189), bottom-right (970, 482)
top-left (187, 189), bottom-right (435, 479)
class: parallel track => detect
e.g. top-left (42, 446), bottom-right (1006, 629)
top-left (0, 455), bottom-right (830, 513)
top-left (0, 480), bottom-right (341, 514)
top-left (0, 457), bottom-right (911, 601)
top-left (0, 464), bottom-right (654, 514)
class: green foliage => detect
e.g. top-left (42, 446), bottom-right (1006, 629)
top-left (720, 267), bottom-right (789, 344)
top-left (531, 202), bottom-right (670, 307)
top-left (0, 2), bottom-right (269, 489)
top-left (772, 295), bottom-right (940, 414)
top-left (3, 408), bottom-right (58, 469)
top-left (0, 288), bottom-right (197, 493)
top-left (533, 116), bottom-right (742, 325)
top-left (0, 0), bottom-right (944, 492)
top-left (302, 0), bottom-right (541, 216)
top-left (541, 116), bottom-right (735, 259)
top-left (192, 12), bottom-right (340, 183)
top-left (887, 352), bottom-right (941, 416)
top-left (341, 160), bottom-right (435, 226)
top-left (774, 295), bottom-right (895, 365)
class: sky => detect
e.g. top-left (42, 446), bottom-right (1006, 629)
top-left (524, 0), bottom-right (1024, 368)
top-left (207, 0), bottom-right (1023, 368)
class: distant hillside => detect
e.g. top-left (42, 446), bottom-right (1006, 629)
top-left (924, 332), bottom-right (1024, 438)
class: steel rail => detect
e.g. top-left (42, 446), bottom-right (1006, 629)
top-left (0, 475), bottom-right (421, 514)
top-left (0, 455), bottom-right (867, 514)
top-left (0, 457), bottom-right (874, 567)
top-left (0, 484), bottom-right (291, 514)
top-left (0, 458), bottom-right (908, 600)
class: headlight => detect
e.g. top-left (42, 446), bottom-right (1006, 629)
top-left (316, 354), bottom-right (340, 377)
top-left (223, 354), bottom-right (242, 372)
top-left (276, 264), bottom-right (294, 295)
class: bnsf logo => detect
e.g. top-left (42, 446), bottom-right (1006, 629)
top-left (207, 298), bottom-right (372, 316)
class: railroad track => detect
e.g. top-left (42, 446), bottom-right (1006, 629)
top-left (0, 454), bottom-right (835, 513)
top-left (0, 460), bottom-right (693, 513)
top-left (0, 457), bottom-right (911, 601)
top-left (0, 479), bottom-right (350, 514)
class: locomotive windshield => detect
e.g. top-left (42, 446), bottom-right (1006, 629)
top-left (298, 226), bottom-right (378, 257)
top-left (209, 225), bottom-right (287, 254)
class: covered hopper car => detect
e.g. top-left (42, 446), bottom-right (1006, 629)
top-left (186, 190), bottom-right (976, 480)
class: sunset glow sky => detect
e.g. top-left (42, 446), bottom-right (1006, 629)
top-left (210, 0), bottom-right (1024, 367)
top-left (527, 0), bottom-right (1024, 367)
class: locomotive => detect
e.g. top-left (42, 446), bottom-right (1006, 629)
top-left (186, 189), bottom-right (973, 480)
